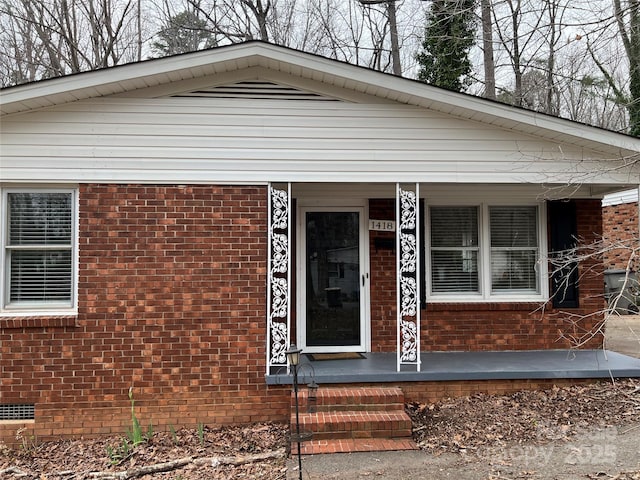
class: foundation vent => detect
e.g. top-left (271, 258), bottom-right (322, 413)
top-left (0, 404), bottom-right (35, 420)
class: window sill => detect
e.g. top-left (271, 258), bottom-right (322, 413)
top-left (0, 314), bottom-right (78, 329)
top-left (427, 302), bottom-right (544, 312)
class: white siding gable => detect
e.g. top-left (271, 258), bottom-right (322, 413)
top-left (1, 45), bottom-right (639, 191)
top-left (1, 89), bottom-right (637, 187)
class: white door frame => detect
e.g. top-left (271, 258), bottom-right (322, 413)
top-left (296, 200), bottom-right (370, 353)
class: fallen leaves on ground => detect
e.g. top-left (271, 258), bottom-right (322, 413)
top-left (2, 380), bottom-right (640, 479)
top-left (406, 379), bottom-right (640, 453)
top-left (0, 422), bottom-right (289, 479)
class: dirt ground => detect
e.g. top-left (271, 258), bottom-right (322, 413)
top-left (605, 314), bottom-right (640, 359)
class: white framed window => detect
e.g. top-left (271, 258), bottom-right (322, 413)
top-left (489, 206), bottom-right (539, 294)
top-left (1, 188), bottom-right (77, 313)
top-left (430, 206), bottom-right (479, 293)
top-left (427, 202), bottom-right (547, 302)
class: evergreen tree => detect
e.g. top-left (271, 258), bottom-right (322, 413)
top-left (415, 0), bottom-right (476, 92)
top-left (152, 11), bottom-right (214, 57)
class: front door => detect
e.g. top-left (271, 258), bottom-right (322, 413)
top-left (299, 207), bottom-right (368, 352)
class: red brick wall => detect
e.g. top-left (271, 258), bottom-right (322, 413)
top-left (602, 201), bottom-right (639, 271)
top-left (399, 378), bottom-right (596, 403)
top-left (0, 185), bottom-right (290, 445)
top-left (368, 199), bottom-right (604, 353)
top-left (0, 191), bottom-right (606, 445)
top-left (369, 200), bottom-right (397, 352)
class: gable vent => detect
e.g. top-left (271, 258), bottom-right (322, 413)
top-left (0, 404), bottom-right (35, 421)
top-left (172, 81), bottom-right (341, 101)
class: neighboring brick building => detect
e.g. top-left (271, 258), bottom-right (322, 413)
top-left (2, 42), bottom-right (640, 445)
top-left (602, 190), bottom-right (639, 271)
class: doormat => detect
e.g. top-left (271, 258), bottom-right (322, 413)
top-left (308, 352), bottom-right (366, 361)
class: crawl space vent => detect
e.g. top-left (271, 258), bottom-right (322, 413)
top-left (0, 404), bottom-right (35, 420)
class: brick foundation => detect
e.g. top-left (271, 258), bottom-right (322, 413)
top-left (399, 378), bottom-right (596, 403)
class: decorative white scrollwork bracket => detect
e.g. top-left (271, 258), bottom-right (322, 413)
top-left (267, 184), bottom-right (291, 372)
top-left (396, 184), bottom-right (421, 371)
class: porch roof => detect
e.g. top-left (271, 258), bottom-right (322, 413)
top-left (265, 350), bottom-right (640, 385)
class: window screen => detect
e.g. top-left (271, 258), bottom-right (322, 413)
top-left (489, 206), bottom-right (538, 293)
top-left (6, 192), bottom-right (73, 305)
top-left (430, 206), bottom-right (479, 293)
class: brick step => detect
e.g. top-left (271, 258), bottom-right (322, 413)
top-left (292, 386), bottom-right (405, 412)
top-left (289, 385), bottom-right (414, 454)
top-left (291, 437), bottom-right (418, 455)
top-left (291, 410), bottom-right (412, 441)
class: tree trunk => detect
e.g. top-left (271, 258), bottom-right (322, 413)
top-left (481, 0), bottom-right (496, 99)
top-left (613, 0), bottom-right (640, 135)
top-left (387, 0), bottom-right (401, 75)
top-left (545, 0), bottom-right (558, 115)
top-left (511, 0), bottom-right (523, 106)
top-left (628, 0), bottom-right (640, 135)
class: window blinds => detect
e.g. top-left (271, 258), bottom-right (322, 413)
top-left (7, 193), bottom-right (73, 303)
top-left (430, 206), bottom-right (479, 293)
top-left (489, 206), bottom-right (538, 292)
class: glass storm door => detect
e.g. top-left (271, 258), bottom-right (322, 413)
top-left (300, 208), bottom-right (367, 352)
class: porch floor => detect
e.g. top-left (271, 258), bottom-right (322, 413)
top-left (266, 349), bottom-right (640, 385)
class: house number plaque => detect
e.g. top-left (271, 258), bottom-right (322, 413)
top-left (369, 219), bottom-right (396, 231)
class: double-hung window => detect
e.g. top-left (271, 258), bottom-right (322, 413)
top-left (428, 203), bottom-right (545, 301)
top-left (430, 206), bottom-right (479, 293)
top-left (489, 206), bottom-right (539, 294)
top-left (1, 189), bottom-right (77, 312)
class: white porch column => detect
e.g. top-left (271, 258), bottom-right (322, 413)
top-left (266, 183), bottom-right (291, 373)
top-left (396, 183), bottom-right (421, 371)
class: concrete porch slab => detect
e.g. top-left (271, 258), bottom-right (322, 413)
top-left (266, 349), bottom-right (640, 385)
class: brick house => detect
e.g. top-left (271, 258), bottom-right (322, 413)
top-left (2, 42), bottom-right (640, 447)
top-left (602, 189), bottom-right (639, 270)
top-left (601, 190), bottom-right (640, 313)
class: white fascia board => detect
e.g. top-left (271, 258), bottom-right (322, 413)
top-left (0, 43), bottom-right (268, 114)
top-left (0, 43), bottom-right (323, 112)
top-left (259, 48), bottom-right (640, 154)
top-left (602, 188), bottom-right (639, 206)
top-left (310, 68), bottom-right (640, 153)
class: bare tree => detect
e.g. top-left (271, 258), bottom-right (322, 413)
top-left (0, 3), bottom-right (46, 84)
top-left (492, 0), bottom-right (549, 106)
top-left (183, 0), bottom-right (275, 42)
top-left (360, 0), bottom-right (402, 74)
top-left (299, 0), bottom-right (415, 74)
top-left (541, 0), bottom-right (563, 115)
top-left (0, 0), bottom-right (140, 86)
top-left (566, 0), bottom-right (638, 135)
top-left (556, 43), bottom-right (629, 131)
top-left (547, 235), bottom-right (640, 349)
top-left (612, 0), bottom-right (639, 135)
